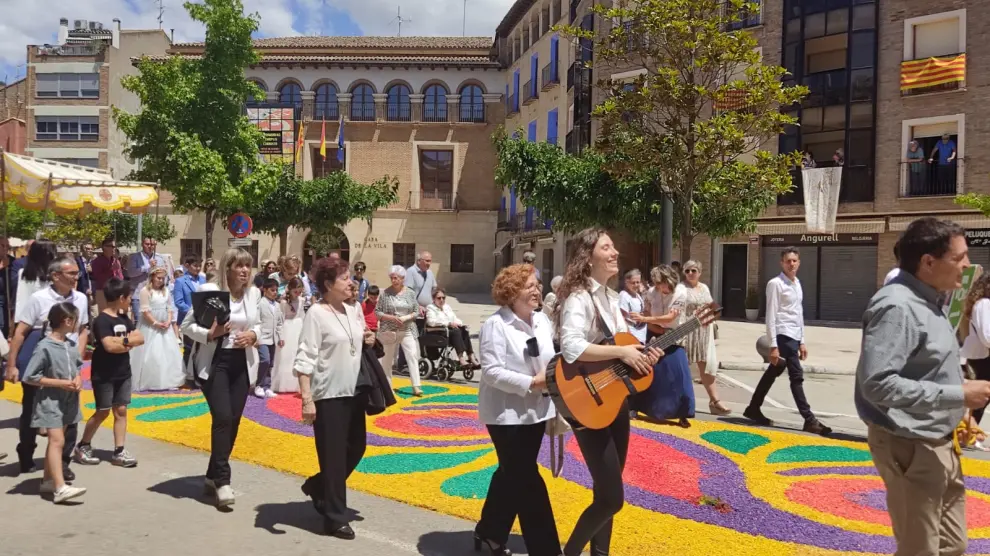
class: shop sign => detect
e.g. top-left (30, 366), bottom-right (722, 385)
top-left (761, 233), bottom-right (878, 246)
top-left (966, 229), bottom-right (990, 247)
top-left (258, 130), bottom-right (283, 154)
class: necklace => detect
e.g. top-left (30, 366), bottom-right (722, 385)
top-left (326, 303), bottom-right (357, 356)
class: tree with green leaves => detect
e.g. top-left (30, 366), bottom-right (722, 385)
top-left (114, 0), bottom-right (279, 257)
top-left (252, 163), bottom-right (399, 255)
top-left (497, 0), bottom-right (805, 261)
top-left (43, 212), bottom-right (176, 248)
top-left (1, 201), bottom-right (46, 240)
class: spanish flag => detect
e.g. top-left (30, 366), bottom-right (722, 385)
top-left (319, 118), bottom-right (327, 160)
top-left (294, 121), bottom-right (306, 163)
top-left (900, 53), bottom-right (966, 91)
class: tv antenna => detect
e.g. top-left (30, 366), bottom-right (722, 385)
top-left (391, 6), bottom-right (412, 37)
top-left (462, 0), bottom-right (467, 36)
top-left (156, 0), bottom-right (166, 29)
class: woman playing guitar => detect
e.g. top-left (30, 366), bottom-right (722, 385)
top-left (556, 229), bottom-right (662, 556)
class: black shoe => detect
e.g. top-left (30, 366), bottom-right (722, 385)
top-left (301, 479), bottom-right (326, 514)
top-left (324, 521), bottom-right (355, 540)
top-left (473, 532), bottom-right (512, 556)
top-left (743, 406), bottom-right (773, 427)
top-left (62, 466), bottom-right (75, 482)
top-left (18, 461), bottom-right (36, 475)
top-left (804, 419), bottom-right (833, 437)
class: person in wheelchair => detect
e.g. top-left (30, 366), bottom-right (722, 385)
top-left (425, 287), bottom-right (480, 369)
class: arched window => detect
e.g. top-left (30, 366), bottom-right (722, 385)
top-left (278, 82), bottom-right (302, 109)
top-left (315, 83), bottom-right (338, 120)
top-left (246, 80), bottom-right (267, 106)
top-left (386, 84), bottom-right (411, 121)
top-left (459, 85), bottom-right (485, 123)
top-left (423, 84), bottom-right (448, 122)
top-left (350, 84), bottom-right (375, 121)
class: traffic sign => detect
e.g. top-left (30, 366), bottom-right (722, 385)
top-left (228, 213), bottom-right (253, 238)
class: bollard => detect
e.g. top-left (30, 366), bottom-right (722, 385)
top-left (756, 334), bottom-right (771, 363)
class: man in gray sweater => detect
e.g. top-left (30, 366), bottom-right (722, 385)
top-left (855, 217), bottom-right (990, 556)
top-left (404, 251), bottom-right (436, 309)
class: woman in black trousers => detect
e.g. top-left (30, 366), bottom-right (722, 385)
top-left (181, 248), bottom-right (261, 508)
top-left (555, 229), bottom-right (661, 556)
top-left (475, 264), bottom-right (561, 556)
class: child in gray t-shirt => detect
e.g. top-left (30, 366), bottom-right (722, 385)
top-left (22, 302), bottom-right (86, 504)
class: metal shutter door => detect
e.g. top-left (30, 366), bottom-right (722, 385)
top-left (759, 246), bottom-right (819, 321)
top-left (819, 245), bottom-right (878, 322)
top-left (969, 246), bottom-right (990, 270)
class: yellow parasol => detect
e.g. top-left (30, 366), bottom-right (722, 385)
top-left (0, 150), bottom-right (159, 216)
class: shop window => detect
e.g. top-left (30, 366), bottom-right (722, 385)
top-left (312, 147), bottom-right (344, 178)
top-left (393, 243), bottom-right (416, 268)
top-left (450, 244), bottom-right (474, 273)
top-left (180, 239), bottom-right (204, 260)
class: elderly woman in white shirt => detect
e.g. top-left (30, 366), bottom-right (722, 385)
top-left (425, 286), bottom-right (480, 368)
top-left (295, 257), bottom-right (376, 541)
top-left (475, 263), bottom-right (561, 556)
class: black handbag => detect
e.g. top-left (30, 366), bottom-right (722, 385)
top-left (192, 291), bottom-right (231, 329)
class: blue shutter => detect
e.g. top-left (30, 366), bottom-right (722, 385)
top-left (512, 70), bottom-right (520, 111)
top-left (531, 53), bottom-right (539, 97)
top-left (550, 35), bottom-right (559, 81)
top-left (547, 109), bottom-right (558, 145)
top-left (528, 120), bottom-right (537, 142)
top-left (525, 206), bottom-right (534, 230)
top-left (500, 195), bottom-right (506, 212)
top-left (509, 186), bottom-right (517, 219)
top-left (504, 84), bottom-right (509, 110)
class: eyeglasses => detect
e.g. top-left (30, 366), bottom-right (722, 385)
top-left (685, 268), bottom-right (700, 274)
top-left (435, 296), bottom-right (446, 300)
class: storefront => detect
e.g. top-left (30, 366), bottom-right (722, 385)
top-left (760, 233), bottom-right (879, 322)
top-left (967, 230), bottom-right (990, 269)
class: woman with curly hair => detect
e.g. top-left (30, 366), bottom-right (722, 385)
top-left (556, 228), bottom-right (661, 556)
top-left (960, 272), bottom-right (990, 424)
top-left (474, 264), bottom-right (561, 556)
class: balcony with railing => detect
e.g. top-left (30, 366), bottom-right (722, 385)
top-left (901, 53), bottom-right (966, 96)
top-left (459, 103), bottom-right (485, 123)
top-left (387, 103), bottom-right (412, 122)
top-left (350, 101), bottom-right (376, 122)
top-left (541, 62), bottom-right (560, 91)
top-left (724, 0), bottom-right (762, 31)
top-left (900, 158), bottom-right (963, 197)
top-left (423, 104), bottom-right (448, 123)
top-left (408, 190), bottom-right (456, 211)
top-left (523, 80), bottom-right (538, 105)
top-left (314, 102), bottom-right (339, 120)
top-left (567, 61), bottom-right (590, 92)
top-left (507, 94), bottom-right (519, 115)
top-left (778, 163), bottom-right (875, 205)
top-left (35, 43), bottom-right (105, 57)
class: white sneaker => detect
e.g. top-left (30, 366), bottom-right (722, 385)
top-left (40, 480), bottom-right (55, 494)
top-left (216, 484), bottom-right (235, 507)
top-left (253, 386), bottom-right (266, 398)
top-left (264, 389), bottom-right (277, 399)
top-left (53, 484), bottom-right (86, 504)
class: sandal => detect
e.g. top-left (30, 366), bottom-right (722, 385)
top-left (709, 399), bottom-right (732, 416)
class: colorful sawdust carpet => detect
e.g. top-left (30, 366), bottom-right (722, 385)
top-left (5, 368), bottom-right (990, 555)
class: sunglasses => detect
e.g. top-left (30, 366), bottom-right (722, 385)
top-left (435, 296), bottom-right (446, 300)
top-left (685, 268), bottom-right (700, 274)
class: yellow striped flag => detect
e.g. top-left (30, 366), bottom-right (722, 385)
top-left (319, 119), bottom-right (327, 160)
top-left (294, 121), bottom-right (306, 163)
top-left (900, 53), bottom-right (966, 91)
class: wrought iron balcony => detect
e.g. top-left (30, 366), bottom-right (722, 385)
top-left (523, 80), bottom-right (538, 105)
top-left (900, 158), bottom-right (962, 197)
top-left (541, 62), bottom-right (560, 91)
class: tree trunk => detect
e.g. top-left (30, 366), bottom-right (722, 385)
top-left (279, 228), bottom-right (288, 256)
top-left (204, 208), bottom-right (216, 259)
top-left (678, 203), bottom-right (694, 264)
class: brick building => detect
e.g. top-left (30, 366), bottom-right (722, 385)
top-left (156, 37), bottom-right (505, 292)
top-left (23, 19), bottom-right (169, 173)
top-left (0, 78), bottom-right (28, 153)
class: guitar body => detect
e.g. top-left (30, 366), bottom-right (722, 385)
top-left (546, 331), bottom-right (654, 430)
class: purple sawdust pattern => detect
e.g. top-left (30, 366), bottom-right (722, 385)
top-left (847, 490), bottom-right (888, 512)
top-left (402, 404), bottom-right (478, 412)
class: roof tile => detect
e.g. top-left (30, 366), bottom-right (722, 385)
top-left (173, 36), bottom-right (493, 50)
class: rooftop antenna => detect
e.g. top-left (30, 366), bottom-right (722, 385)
top-left (156, 0), bottom-right (165, 29)
top-left (462, 0), bottom-right (467, 36)
top-left (391, 6), bottom-right (411, 37)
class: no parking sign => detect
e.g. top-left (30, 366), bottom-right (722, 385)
top-left (228, 212), bottom-right (253, 239)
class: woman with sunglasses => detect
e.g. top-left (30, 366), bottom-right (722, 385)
top-left (475, 264), bottom-right (561, 556)
top-left (680, 260), bottom-right (729, 415)
top-left (426, 287), bottom-right (480, 368)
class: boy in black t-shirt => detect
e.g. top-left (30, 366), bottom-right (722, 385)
top-left (73, 279), bottom-right (145, 468)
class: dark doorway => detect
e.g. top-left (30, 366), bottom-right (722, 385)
top-left (721, 244), bottom-right (748, 319)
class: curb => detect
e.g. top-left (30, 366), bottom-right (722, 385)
top-left (718, 361), bottom-right (855, 376)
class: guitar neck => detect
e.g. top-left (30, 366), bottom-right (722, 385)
top-left (645, 316), bottom-right (701, 352)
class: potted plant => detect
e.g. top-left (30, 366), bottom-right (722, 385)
top-left (745, 286), bottom-right (760, 321)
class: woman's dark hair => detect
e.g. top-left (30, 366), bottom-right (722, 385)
top-left (23, 240), bottom-right (58, 282)
top-left (555, 228), bottom-right (609, 329)
top-left (898, 217), bottom-right (966, 274)
top-left (368, 285), bottom-right (380, 296)
top-left (286, 277), bottom-right (305, 292)
top-left (262, 278), bottom-right (279, 291)
top-left (46, 301), bottom-right (79, 333)
top-left (103, 277), bottom-right (132, 302)
top-left (312, 257), bottom-right (349, 295)
top-left (432, 286), bottom-right (447, 298)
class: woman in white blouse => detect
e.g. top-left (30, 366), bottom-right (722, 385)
top-left (475, 264), bottom-right (560, 556)
top-left (181, 248), bottom-right (261, 509)
top-left (556, 229), bottom-right (661, 556)
top-left (425, 286), bottom-right (479, 368)
top-left (961, 273), bottom-right (990, 424)
top-left (14, 240), bottom-right (58, 325)
top-left (295, 257), bottom-right (375, 541)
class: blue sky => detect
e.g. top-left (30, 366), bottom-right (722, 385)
top-left (0, 0), bottom-right (513, 86)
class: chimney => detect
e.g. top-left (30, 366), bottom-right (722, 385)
top-left (170, 28), bottom-right (175, 43)
top-left (57, 18), bottom-right (69, 45)
top-left (112, 18), bottom-right (121, 48)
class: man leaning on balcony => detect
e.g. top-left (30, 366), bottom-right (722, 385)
top-left (928, 134), bottom-right (957, 190)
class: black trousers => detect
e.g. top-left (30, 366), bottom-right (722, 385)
top-left (748, 334), bottom-right (815, 422)
top-left (448, 326), bottom-right (474, 357)
top-left (302, 393), bottom-right (369, 526)
top-left (17, 383), bottom-right (77, 468)
top-left (564, 405), bottom-right (630, 556)
top-left (970, 357), bottom-right (990, 424)
top-left (200, 349), bottom-right (249, 487)
top-left (477, 422), bottom-right (561, 556)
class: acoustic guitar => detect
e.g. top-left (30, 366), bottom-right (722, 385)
top-left (546, 303), bottom-right (721, 430)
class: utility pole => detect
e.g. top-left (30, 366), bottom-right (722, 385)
top-left (462, 0), bottom-right (467, 36)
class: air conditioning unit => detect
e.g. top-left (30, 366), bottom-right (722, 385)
top-left (74, 19), bottom-right (88, 30)
top-left (90, 21), bottom-right (103, 30)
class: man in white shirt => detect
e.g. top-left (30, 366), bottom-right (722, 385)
top-left (617, 269), bottom-right (647, 344)
top-left (883, 239), bottom-right (901, 286)
top-left (744, 247), bottom-right (831, 436)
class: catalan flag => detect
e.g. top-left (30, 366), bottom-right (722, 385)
top-left (319, 118), bottom-right (327, 160)
top-left (900, 53), bottom-right (966, 91)
top-left (294, 121), bottom-right (306, 163)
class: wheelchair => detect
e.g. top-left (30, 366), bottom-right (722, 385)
top-left (419, 325), bottom-right (476, 382)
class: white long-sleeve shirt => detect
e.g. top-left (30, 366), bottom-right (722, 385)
top-left (477, 307), bottom-right (556, 425)
top-left (559, 278), bottom-right (628, 364)
top-left (425, 303), bottom-right (462, 328)
top-left (962, 298), bottom-right (990, 360)
top-left (765, 273), bottom-right (804, 348)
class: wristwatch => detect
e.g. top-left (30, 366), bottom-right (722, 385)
top-left (123, 336), bottom-right (130, 347)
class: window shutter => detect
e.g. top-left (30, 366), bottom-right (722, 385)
top-left (550, 35), bottom-right (559, 80)
top-left (528, 120), bottom-right (537, 142)
top-left (547, 109), bottom-right (558, 145)
top-left (531, 53), bottom-right (539, 96)
top-left (512, 70), bottom-right (520, 111)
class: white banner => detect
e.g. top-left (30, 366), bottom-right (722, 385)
top-left (802, 166), bottom-right (842, 233)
